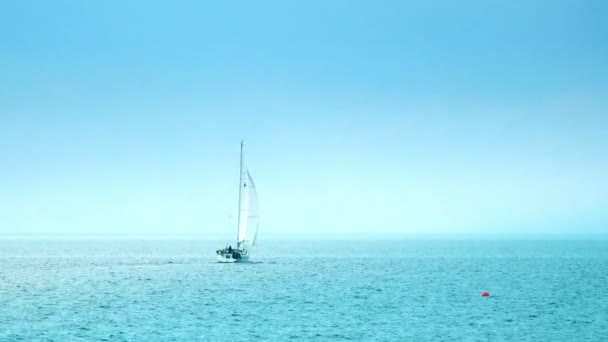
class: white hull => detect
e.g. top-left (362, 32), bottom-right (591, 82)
top-left (216, 253), bottom-right (250, 263)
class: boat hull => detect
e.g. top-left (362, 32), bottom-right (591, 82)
top-left (216, 250), bottom-right (250, 263)
top-left (217, 254), bottom-right (238, 263)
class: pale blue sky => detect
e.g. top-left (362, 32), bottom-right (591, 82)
top-left (1, 1), bottom-right (607, 236)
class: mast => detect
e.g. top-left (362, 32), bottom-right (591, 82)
top-left (236, 140), bottom-right (244, 247)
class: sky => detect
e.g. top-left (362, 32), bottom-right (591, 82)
top-left (1, 0), bottom-right (607, 236)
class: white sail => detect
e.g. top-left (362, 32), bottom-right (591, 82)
top-left (237, 158), bottom-right (248, 244)
top-left (246, 169), bottom-right (259, 247)
top-left (236, 149), bottom-right (259, 248)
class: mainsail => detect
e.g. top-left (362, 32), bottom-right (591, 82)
top-left (236, 144), bottom-right (259, 248)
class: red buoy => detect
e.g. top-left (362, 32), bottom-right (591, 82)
top-left (482, 291), bottom-right (490, 297)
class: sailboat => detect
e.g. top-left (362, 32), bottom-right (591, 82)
top-left (216, 141), bottom-right (259, 263)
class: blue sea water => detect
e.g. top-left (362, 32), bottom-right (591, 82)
top-left (0, 238), bottom-right (607, 341)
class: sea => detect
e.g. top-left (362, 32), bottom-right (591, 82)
top-left (0, 238), bottom-right (607, 341)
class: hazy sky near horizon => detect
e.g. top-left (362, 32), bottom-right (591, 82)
top-left (1, 1), bottom-right (607, 236)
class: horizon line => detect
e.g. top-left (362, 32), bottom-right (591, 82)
top-left (1, 232), bottom-right (607, 240)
